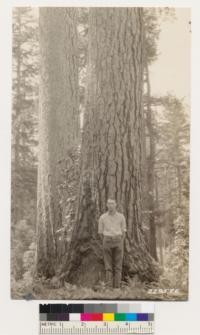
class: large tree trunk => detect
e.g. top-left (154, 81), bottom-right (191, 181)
top-left (36, 8), bottom-right (79, 277)
top-left (64, 7), bottom-right (160, 287)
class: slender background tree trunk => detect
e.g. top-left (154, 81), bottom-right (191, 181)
top-left (144, 63), bottom-right (158, 261)
top-left (12, 8), bottom-right (22, 225)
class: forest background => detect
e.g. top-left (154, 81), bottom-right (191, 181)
top-left (11, 7), bottom-right (190, 300)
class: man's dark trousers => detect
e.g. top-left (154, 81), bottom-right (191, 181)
top-left (103, 235), bottom-right (124, 288)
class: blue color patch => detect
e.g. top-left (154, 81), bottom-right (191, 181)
top-left (137, 313), bottom-right (149, 321)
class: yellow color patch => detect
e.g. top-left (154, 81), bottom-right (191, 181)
top-left (103, 313), bottom-right (114, 321)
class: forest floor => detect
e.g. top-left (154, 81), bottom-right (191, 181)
top-left (11, 273), bottom-right (187, 301)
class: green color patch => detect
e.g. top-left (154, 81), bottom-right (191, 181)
top-left (114, 313), bottom-right (126, 321)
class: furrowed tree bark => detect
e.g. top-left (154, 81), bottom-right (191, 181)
top-left (64, 8), bottom-right (160, 286)
top-left (36, 8), bottom-right (79, 277)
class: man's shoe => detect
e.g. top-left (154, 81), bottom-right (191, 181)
top-left (114, 272), bottom-right (122, 288)
top-left (105, 271), bottom-right (113, 287)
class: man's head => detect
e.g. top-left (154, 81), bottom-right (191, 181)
top-left (107, 198), bottom-right (117, 213)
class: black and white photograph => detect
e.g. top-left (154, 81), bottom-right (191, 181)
top-left (11, 6), bottom-right (190, 300)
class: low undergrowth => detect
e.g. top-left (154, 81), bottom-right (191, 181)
top-left (11, 270), bottom-right (187, 301)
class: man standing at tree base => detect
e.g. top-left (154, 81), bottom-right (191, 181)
top-left (98, 199), bottom-right (127, 288)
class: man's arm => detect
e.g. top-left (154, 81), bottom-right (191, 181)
top-left (121, 214), bottom-right (127, 239)
top-left (98, 215), bottom-right (104, 241)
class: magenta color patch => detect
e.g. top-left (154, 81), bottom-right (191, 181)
top-left (81, 313), bottom-right (93, 321)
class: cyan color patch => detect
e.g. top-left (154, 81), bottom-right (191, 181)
top-left (125, 313), bottom-right (137, 321)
